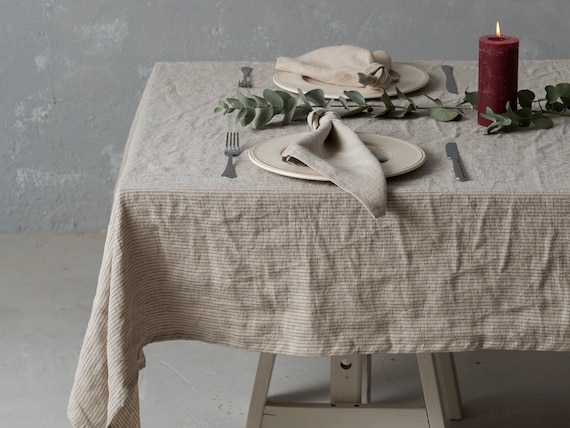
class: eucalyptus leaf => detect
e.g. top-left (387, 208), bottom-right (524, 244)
top-left (395, 87), bottom-right (417, 110)
top-left (213, 100), bottom-right (228, 114)
top-left (380, 91), bottom-right (395, 111)
top-left (276, 90), bottom-right (294, 102)
top-left (371, 107), bottom-right (391, 118)
top-left (386, 109), bottom-right (412, 119)
top-left (237, 93), bottom-right (256, 108)
top-left (425, 95), bottom-right (443, 107)
top-left (518, 90), bottom-right (535, 109)
top-left (251, 94), bottom-right (269, 108)
top-left (556, 83), bottom-right (570, 98)
top-left (518, 118), bottom-right (531, 128)
top-left (552, 102), bottom-right (565, 112)
top-left (462, 90), bottom-right (478, 107)
top-left (282, 96), bottom-right (297, 125)
top-left (545, 85), bottom-right (559, 104)
top-left (530, 116), bottom-right (554, 129)
top-left (227, 97), bottom-right (243, 109)
top-left (297, 89), bottom-right (312, 111)
top-left (485, 122), bottom-right (503, 135)
top-left (506, 102), bottom-right (518, 120)
top-left (253, 106), bottom-right (274, 130)
top-left (405, 103), bottom-right (417, 113)
top-left (429, 106), bottom-right (461, 122)
top-left (340, 105), bottom-right (369, 118)
top-left (487, 119), bottom-right (516, 134)
top-left (395, 87), bottom-right (407, 101)
top-left (338, 96), bottom-right (350, 110)
top-left (277, 91), bottom-right (298, 115)
top-left (263, 89), bottom-right (285, 110)
top-left (515, 107), bottom-right (532, 119)
top-left (482, 107), bottom-right (508, 122)
top-left (343, 90), bottom-right (367, 106)
top-left (482, 108), bottom-right (518, 134)
top-left (515, 107), bottom-right (532, 127)
top-left (237, 108), bottom-right (256, 127)
top-left (292, 105), bottom-right (311, 121)
top-left (304, 89), bottom-right (327, 106)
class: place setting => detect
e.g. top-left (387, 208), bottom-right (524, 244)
top-left (272, 45), bottom-right (430, 99)
top-left (228, 44), bottom-right (430, 217)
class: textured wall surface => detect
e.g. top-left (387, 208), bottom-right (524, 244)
top-left (1, 0), bottom-right (569, 232)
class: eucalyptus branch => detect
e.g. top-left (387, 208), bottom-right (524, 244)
top-left (214, 87), bottom-right (473, 130)
top-left (481, 84), bottom-right (570, 134)
top-left (214, 83), bottom-right (570, 134)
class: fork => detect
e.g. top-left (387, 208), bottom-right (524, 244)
top-left (222, 132), bottom-right (241, 178)
top-left (238, 66), bottom-right (253, 88)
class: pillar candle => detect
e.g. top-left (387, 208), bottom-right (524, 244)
top-left (478, 26), bottom-right (519, 126)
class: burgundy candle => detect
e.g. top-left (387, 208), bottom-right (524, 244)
top-left (478, 22), bottom-right (519, 126)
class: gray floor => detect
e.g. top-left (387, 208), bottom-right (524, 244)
top-left (1, 234), bottom-right (570, 428)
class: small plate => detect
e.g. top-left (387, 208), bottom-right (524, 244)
top-left (249, 132), bottom-right (426, 180)
top-left (273, 62), bottom-right (429, 99)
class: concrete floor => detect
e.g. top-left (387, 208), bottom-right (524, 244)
top-left (1, 233), bottom-right (570, 428)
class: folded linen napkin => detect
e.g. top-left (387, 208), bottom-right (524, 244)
top-left (275, 45), bottom-right (400, 88)
top-left (281, 108), bottom-right (387, 218)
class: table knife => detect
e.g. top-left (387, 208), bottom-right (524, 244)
top-left (445, 142), bottom-right (466, 181)
top-left (441, 65), bottom-right (458, 94)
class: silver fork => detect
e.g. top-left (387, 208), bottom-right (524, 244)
top-left (238, 66), bottom-right (252, 88)
top-left (222, 132), bottom-right (241, 178)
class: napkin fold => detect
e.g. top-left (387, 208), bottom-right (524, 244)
top-left (275, 45), bottom-right (400, 88)
top-left (281, 108), bottom-right (387, 218)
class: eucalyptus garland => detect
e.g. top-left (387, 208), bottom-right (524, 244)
top-left (214, 83), bottom-right (570, 135)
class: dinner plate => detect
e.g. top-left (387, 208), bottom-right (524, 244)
top-left (248, 132), bottom-right (426, 180)
top-left (273, 62), bottom-right (429, 99)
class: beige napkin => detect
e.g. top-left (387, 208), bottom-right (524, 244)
top-left (281, 108), bottom-right (387, 218)
top-left (275, 45), bottom-right (400, 88)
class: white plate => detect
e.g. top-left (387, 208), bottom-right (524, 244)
top-left (248, 132), bottom-right (426, 181)
top-left (273, 62), bottom-right (429, 99)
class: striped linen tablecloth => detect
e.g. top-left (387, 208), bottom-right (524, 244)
top-left (69, 60), bottom-right (570, 427)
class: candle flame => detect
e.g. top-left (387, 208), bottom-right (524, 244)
top-left (496, 21), bottom-right (501, 37)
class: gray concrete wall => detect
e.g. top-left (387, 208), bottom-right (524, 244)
top-left (2, 0), bottom-right (568, 232)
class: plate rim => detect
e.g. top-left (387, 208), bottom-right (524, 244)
top-left (272, 62), bottom-right (429, 99)
top-left (248, 132), bottom-right (426, 181)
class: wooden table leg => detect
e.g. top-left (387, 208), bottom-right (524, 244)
top-left (246, 353), bottom-right (276, 428)
top-left (330, 355), bottom-right (371, 404)
top-left (417, 352), bottom-right (463, 428)
top-left (435, 352), bottom-right (463, 420)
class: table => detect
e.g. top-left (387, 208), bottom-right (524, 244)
top-left (69, 60), bottom-right (570, 427)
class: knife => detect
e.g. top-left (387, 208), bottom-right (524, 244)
top-left (441, 65), bottom-right (458, 94)
top-left (446, 142), bottom-right (467, 181)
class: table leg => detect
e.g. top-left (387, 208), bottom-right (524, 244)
top-left (246, 353), bottom-right (276, 428)
top-left (435, 352), bottom-right (463, 420)
top-left (330, 355), bottom-right (371, 404)
top-left (417, 353), bottom-right (446, 428)
top-left (417, 352), bottom-right (463, 428)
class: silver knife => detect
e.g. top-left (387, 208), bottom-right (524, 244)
top-left (446, 142), bottom-right (466, 181)
top-left (441, 65), bottom-right (458, 94)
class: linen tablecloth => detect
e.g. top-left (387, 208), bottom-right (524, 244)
top-left (69, 60), bottom-right (570, 427)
